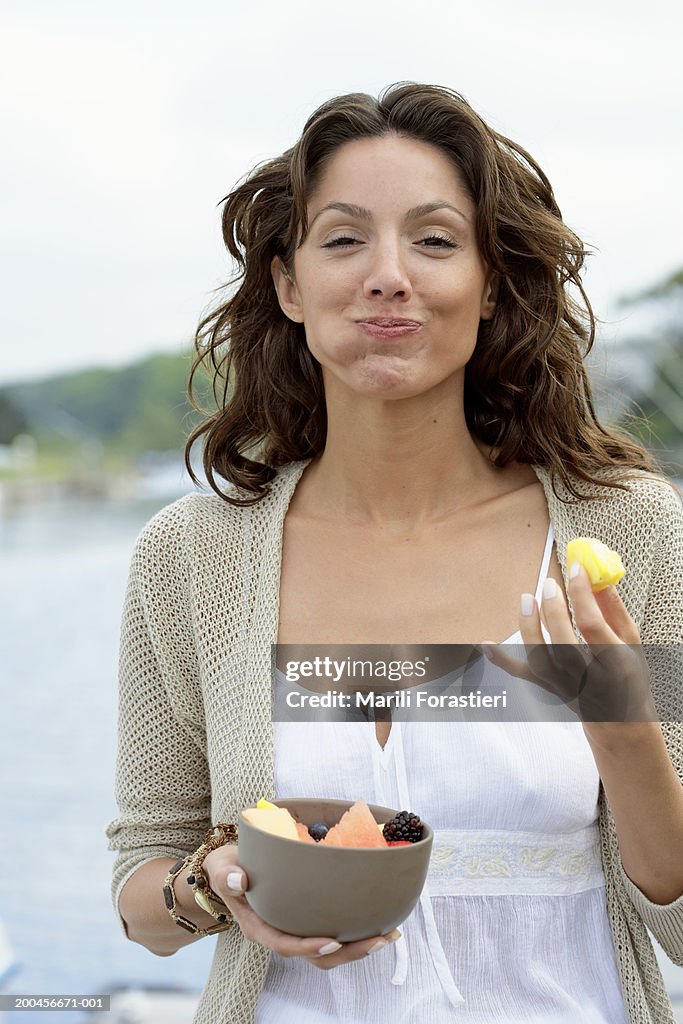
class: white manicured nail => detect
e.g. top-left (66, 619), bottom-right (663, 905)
top-left (542, 578), bottom-right (558, 601)
top-left (227, 872), bottom-right (244, 893)
top-left (367, 928), bottom-right (401, 954)
top-left (520, 593), bottom-right (535, 617)
top-left (569, 561), bottom-right (581, 580)
top-left (317, 940), bottom-right (342, 955)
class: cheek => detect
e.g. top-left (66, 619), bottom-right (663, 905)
top-left (419, 268), bottom-right (474, 306)
top-left (301, 274), bottom-right (351, 319)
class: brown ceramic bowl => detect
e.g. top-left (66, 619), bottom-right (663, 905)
top-left (237, 797), bottom-right (433, 942)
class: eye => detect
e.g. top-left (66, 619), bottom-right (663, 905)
top-left (417, 234), bottom-right (458, 249)
top-left (321, 236), bottom-right (363, 249)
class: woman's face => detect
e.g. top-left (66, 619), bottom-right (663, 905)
top-left (272, 133), bottom-right (495, 402)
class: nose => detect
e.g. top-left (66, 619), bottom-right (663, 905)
top-left (362, 240), bottom-right (413, 302)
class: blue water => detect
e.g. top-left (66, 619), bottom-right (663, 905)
top-left (2, 487), bottom-right (682, 1024)
top-left (0, 492), bottom-right (213, 1024)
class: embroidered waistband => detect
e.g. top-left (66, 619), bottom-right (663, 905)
top-left (426, 824), bottom-right (604, 896)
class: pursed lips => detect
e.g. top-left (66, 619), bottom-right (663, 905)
top-left (355, 318), bottom-right (423, 338)
top-left (356, 317), bottom-right (422, 327)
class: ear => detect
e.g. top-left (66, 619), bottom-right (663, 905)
top-left (480, 271), bottom-right (498, 321)
top-left (271, 256), bottom-right (304, 323)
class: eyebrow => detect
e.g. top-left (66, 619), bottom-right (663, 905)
top-left (309, 200), bottom-right (471, 229)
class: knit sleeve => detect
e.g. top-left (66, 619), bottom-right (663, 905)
top-left (615, 479), bottom-right (683, 964)
top-left (104, 498), bottom-right (212, 938)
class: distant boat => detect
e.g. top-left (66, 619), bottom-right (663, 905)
top-left (0, 918), bottom-right (19, 987)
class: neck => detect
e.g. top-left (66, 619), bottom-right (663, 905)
top-left (300, 387), bottom-right (505, 527)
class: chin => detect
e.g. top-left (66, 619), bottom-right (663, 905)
top-left (321, 356), bottom-right (440, 400)
top-left (355, 363), bottom-right (416, 391)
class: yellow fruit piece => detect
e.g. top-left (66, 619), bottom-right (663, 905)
top-left (566, 537), bottom-right (625, 592)
top-left (242, 806), bottom-right (299, 840)
top-left (256, 798), bottom-right (279, 810)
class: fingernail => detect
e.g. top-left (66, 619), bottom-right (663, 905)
top-left (479, 641), bottom-right (496, 660)
top-left (368, 928), bottom-right (401, 954)
top-left (542, 577), bottom-right (558, 601)
top-left (317, 940), bottom-right (342, 955)
top-left (227, 872), bottom-right (244, 893)
top-left (520, 593), bottom-right (535, 616)
top-left (569, 561), bottom-right (581, 580)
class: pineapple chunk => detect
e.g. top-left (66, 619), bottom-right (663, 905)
top-left (566, 538), bottom-right (625, 592)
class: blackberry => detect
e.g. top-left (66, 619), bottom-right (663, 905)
top-left (382, 810), bottom-right (423, 844)
top-left (308, 822), bottom-right (329, 842)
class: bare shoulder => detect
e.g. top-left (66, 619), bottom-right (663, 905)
top-left (471, 459), bottom-right (546, 521)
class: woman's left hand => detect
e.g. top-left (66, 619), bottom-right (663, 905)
top-left (479, 562), bottom-right (658, 739)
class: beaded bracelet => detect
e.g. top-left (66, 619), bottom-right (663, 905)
top-left (163, 822), bottom-right (238, 937)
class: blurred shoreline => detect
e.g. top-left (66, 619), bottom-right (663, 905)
top-left (0, 451), bottom-right (198, 515)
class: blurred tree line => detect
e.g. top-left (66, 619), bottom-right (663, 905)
top-left (0, 351), bottom-right (211, 475)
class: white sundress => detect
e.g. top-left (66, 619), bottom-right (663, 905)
top-left (255, 523), bottom-right (630, 1024)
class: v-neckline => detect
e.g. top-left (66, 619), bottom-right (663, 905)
top-left (373, 717), bottom-right (397, 757)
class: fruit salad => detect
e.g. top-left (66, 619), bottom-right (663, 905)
top-left (242, 798), bottom-right (424, 848)
top-left (566, 537), bottom-right (625, 592)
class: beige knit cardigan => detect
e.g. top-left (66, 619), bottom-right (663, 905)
top-left (106, 461), bottom-right (683, 1023)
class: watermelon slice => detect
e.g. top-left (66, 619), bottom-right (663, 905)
top-left (321, 799), bottom-right (388, 848)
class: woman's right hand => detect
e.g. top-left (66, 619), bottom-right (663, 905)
top-left (203, 845), bottom-right (401, 969)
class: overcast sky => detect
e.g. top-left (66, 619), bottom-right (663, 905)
top-left (1, 0), bottom-right (681, 385)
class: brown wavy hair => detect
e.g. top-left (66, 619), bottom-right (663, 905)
top-left (185, 81), bottom-right (663, 505)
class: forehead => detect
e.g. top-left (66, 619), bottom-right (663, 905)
top-left (308, 134), bottom-right (473, 212)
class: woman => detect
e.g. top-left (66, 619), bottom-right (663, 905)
top-left (106, 83), bottom-right (683, 1023)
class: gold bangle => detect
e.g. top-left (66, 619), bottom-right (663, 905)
top-left (162, 822), bottom-right (238, 937)
top-left (186, 823), bottom-right (238, 920)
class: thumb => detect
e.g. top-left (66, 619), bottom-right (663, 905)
top-left (226, 867), bottom-right (248, 894)
top-left (204, 845), bottom-right (249, 897)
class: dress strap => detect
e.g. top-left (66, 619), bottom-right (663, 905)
top-left (533, 522), bottom-right (555, 604)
